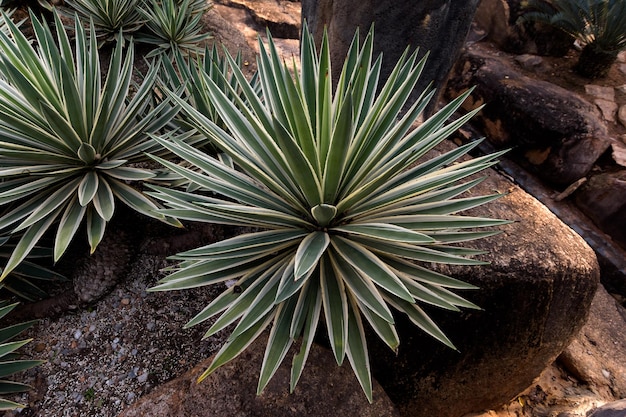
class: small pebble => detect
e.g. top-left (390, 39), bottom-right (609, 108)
top-left (74, 330), bottom-right (82, 340)
top-left (121, 298), bottom-right (130, 306)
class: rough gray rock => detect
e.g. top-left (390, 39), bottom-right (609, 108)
top-left (117, 336), bottom-right (399, 417)
top-left (447, 43), bottom-right (611, 187)
top-left (367, 141), bottom-right (600, 417)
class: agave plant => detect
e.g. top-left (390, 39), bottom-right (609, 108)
top-left (137, 0), bottom-right (212, 58)
top-left (521, 0), bottom-right (626, 78)
top-left (0, 301), bottom-right (43, 411)
top-left (148, 26), bottom-right (508, 401)
top-left (63, 0), bottom-right (146, 45)
top-left (0, 11), bottom-right (184, 280)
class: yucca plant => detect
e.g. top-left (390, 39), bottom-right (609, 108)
top-left (148, 26), bottom-right (508, 401)
top-left (0, 301), bottom-right (43, 411)
top-left (521, 0), bottom-right (626, 78)
top-left (0, 10), bottom-right (183, 280)
top-left (137, 0), bottom-right (212, 58)
top-left (63, 0), bottom-right (146, 45)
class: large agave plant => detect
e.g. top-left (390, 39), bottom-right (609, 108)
top-left (148, 27), bottom-right (508, 401)
top-left (137, 0), bottom-right (212, 58)
top-left (0, 11), bottom-right (182, 280)
top-left (0, 301), bottom-right (43, 411)
top-left (521, 0), bottom-right (626, 77)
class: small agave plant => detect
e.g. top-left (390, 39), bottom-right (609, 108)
top-left (0, 11), bottom-right (184, 280)
top-left (0, 302), bottom-right (43, 411)
top-left (63, 0), bottom-right (146, 45)
top-left (148, 26), bottom-right (508, 401)
top-left (137, 0), bottom-right (212, 58)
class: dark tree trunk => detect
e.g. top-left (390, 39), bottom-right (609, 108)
top-left (575, 44), bottom-right (618, 79)
top-left (301, 0), bottom-right (481, 117)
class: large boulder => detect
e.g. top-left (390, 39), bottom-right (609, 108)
top-left (447, 44), bottom-right (611, 187)
top-left (367, 141), bottom-right (600, 417)
top-left (117, 336), bottom-right (399, 417)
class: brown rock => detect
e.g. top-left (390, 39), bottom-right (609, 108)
top-left (559, 285), bottom-right (626, 400)
top-left (447, 43), bottom-right (611, 187)
top-left (593, 98), bottom-right (617, 123)
top-left (368, 140), bottom-right (600, 417)
top-left (229, 0), bottom-right (301, 39)
top-left (585, 85), bottom-right (616, 101)
top-left (118, 336), bottom-right (399, 417)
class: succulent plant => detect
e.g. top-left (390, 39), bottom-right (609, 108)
top-left (63, 0), bottom-right (146, 45)
top-left (148, 26), bottom-right (507, 401)
top-left (0, 10), bottom-right (183, 280)
top-left (137, 0), bottom-right (212, 58)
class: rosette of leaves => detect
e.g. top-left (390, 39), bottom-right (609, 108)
top-left (521, 0), bottom-right (626, 78)
top-left (0, 301), bottom-right (43, 410)
top-left (63, 0), bottom-right (146, 45)
top-left (0, 11), bottom-right (182, 280)
top-left (148, 26), bottom-right (508, 401)
top-left (137, 0), bottom-right (212, 58)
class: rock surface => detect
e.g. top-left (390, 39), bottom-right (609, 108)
top-left (229, 0), bottom-right (300, 39)
top-left (118, 336), bottom-right (399, 417)
top-left (367, 141), bottom-right (600, 417)
top-left (589, 399), bottom-right (626, 417)
top-left (559, 285), bottom-right (626, 399)
top-left (447, 43), bottom-right (611, 187)
top-left (574, 171), bottom-right (626, 252)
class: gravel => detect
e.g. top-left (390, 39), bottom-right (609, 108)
top-left (5, 252), bottom-right (230, 417)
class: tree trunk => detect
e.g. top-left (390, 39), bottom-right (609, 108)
top-left (301, 0), bottom-right (481, 117)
